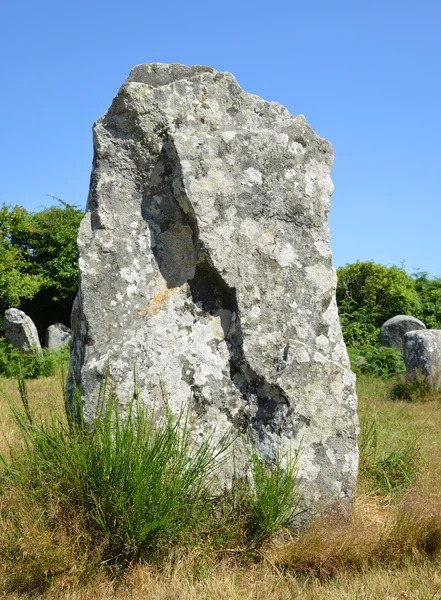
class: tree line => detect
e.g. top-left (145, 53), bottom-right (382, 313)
top-left (1, 201), bottom-right (440, 348)
top-left (337, 261), bottom-right (441, 347)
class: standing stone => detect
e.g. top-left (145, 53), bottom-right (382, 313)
top-left (69, 63), bottom-right (358, 523)
top-left (403, 330), bottom-right (441, 382)
top-left (379, 315), bottom-right (426, 351)
top-left (45, 323), bottom-right (71, 351)
top-left (2, 308), bottom-right (41, 354)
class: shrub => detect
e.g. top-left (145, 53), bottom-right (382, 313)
top-left (348, 344), bottom-right (405, 378)
top-left (0, 338), bottom-right (69, 379)
top-left (337, 261), bottom-right (421, 346)
top-left (412, 271), bottom-right (441, 329)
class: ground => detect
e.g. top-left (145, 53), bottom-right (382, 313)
top-left (0, 374), bottom-right (440, 599)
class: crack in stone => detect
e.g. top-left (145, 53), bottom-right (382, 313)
top-left (141, 133), bottom-right (290, 432)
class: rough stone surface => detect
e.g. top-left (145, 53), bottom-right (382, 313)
top-left (2, 308), bottom-right (41, 353)
top-left (379, 315), bottom-right (426, 351)
top-left (69, 63), bottom-right (358, 522)
top-left (403, 330), bottom-right (441, 381)
top-left (46, 323), bottom-right (71, 351)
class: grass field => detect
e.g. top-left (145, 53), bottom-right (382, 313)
top-left (1, 374), bottom-right (441, 599)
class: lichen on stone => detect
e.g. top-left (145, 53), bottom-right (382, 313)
top-left (69, 63), bottom-right (359, 526)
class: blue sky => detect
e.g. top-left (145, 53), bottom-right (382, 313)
top-left (1, 0), bottom-right (440, 276)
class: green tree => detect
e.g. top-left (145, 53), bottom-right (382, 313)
top-left (0, 205), bottom-right (42, 309)
top-left (0, 201), bottom-right (83, 336)
top-left (336, 261), bottom-right (421, 346)
top-left (412, 271), bottom-right (441, 329)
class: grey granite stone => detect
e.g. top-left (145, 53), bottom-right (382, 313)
top-left (68, 63), bottom-right (359, 525)
top-left (379, 315), bottom-right (426, 351)
top-left (45, 322), bottom-right (71, 351)
top-left (403, 330), bottom-right (441, 381)
top-left (2, 308), bottom-right (41, 354)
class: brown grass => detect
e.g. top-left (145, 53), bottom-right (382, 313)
top-left (0, 375), bottom-right (65, 458)
top-left (1, 373), bottom-right (441, 599)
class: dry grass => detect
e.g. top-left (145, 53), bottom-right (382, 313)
top-left (2, 551), bottom-right (441, 599)
top-left (357, 374), bottom-right (441, 493)
top-left (0, 375), bottom-right (65, 458)
top-left (1, 373), bottom-right (441, 599)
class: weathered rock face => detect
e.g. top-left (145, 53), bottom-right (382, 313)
top-left (379, 315), bottom-right (426, 351)
top-left (2, 308), bottom-right (41, 353)
top-left (404, 330), bottom-right (441, 381)
top-left (46, 323), bottom-right (71, 351)
top-left (69, 63), bottom-right (358, 521)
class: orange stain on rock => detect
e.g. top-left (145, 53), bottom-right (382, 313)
top-left (145, 285), bottom-right (182, 316)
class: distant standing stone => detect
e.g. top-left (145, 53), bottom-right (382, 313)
top-left (403, 330), bottom-right (441, 381)
top-left (46, 323), bottom-right (71, 351)
top-left (2, 308), bottom-right (41, 354)
top-left (379, 315), bottom-right (426, 351)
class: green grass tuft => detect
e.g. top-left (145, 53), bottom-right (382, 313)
top-left (0, 377), bottom-right (304, 565)
top-left (358, 411), bottom-right (420, 495)
top-left (2, 381), bottom-right (233, 563)
top-left (245, 437), bottom-right (302, 542)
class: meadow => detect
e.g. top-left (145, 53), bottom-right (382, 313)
top-left (0, 372), bottom-right (440, 599)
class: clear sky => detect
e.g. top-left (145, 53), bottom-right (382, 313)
top-left (1, 0), bottom-right (440, 276)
